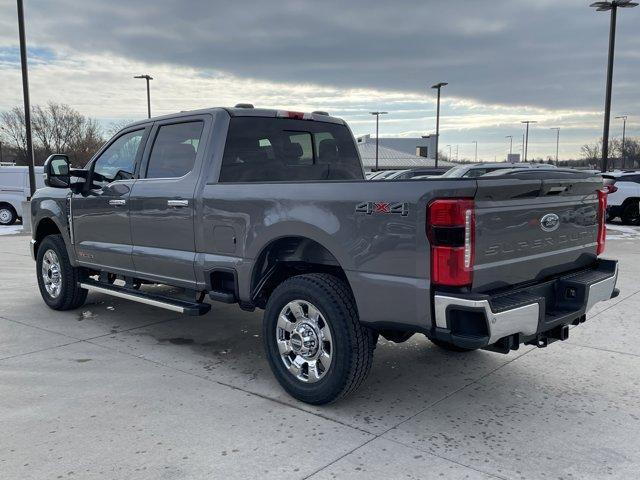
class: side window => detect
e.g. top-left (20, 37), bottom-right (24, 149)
top-left (93, 130), bottom-right (144, 182)
top-left (146, 121), bottom-right (204, 179)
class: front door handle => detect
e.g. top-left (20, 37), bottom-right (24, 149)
top-left (108, 199), bottom-right (126, 206)
top-left (167, 199), bottom-right (189, 208)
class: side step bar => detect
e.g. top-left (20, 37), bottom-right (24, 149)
top-left (79, 280), bottom-right (211, 316)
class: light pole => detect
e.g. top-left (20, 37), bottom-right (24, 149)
top-left (446, 144), bottom-right (452, 161)
top-left (590, 1), bottom-right (638, 172)
top-left (455, 145), bottom-right (459, 162)
top-left (16, 0), bottom-right (36, 197)
top-left (615, 115), bottom-right (627, 168)
top-left (134, 74), bottom-right (153, 118)
top-left (472, 141), bottom-right (478, 162)
top-left (521, 120), bottom-right (537, 161)
top-left (550, 127), bottom-right (560, 166)
top-left (505, 135), bottom-right (513, 157)
top-left (431, 82), bottom-right (448, 168)
top-left (370, 111), bottom-right (388, 171)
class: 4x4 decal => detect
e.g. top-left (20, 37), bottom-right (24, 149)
top-left (356, 202), bottom-right (409, 216)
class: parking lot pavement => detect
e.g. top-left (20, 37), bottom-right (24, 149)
top-left (1, 228), bottom-right (639, 480)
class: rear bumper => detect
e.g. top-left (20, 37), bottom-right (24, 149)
top-left (432, 259), bottom-right (618, 352)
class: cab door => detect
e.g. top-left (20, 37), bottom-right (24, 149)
top-left (128, 115), bottom-right (210, 288)
top-left (72, 127), bottom-right (150, 274)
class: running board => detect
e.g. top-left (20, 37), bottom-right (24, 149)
top-left (79, 280), bottom-right (211, 316)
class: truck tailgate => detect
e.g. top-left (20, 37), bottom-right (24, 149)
top-left (472, 171), bottom-right (602, 292)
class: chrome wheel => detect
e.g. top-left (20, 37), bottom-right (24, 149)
top-left (41, 249), bottom-right (62, 298)
top-left (0, 208), bottom-right (13, 225)
top-left (276, 300), bottom-right (333, 383)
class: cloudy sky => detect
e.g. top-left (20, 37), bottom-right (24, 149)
top-left (1, 0), bottom-right (638, 161)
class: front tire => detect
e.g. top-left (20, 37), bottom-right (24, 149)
top-left (36, 234), bottom-right (88, 310)
top-left (263, 273), bottom-right (376, 405)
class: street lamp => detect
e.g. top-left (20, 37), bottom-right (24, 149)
top-left (431, 82), bottom-right (448, 168)
top-left (521, 121), bottom-right (537, 161)
top-left (472, 141), bottom-right (478, 162)
top-left (134, 74), bottom-right (154, 118)
top-left (16, 0), bottom-right (36, 197)
top-left (615, 115), bottom-right (628, 168)
top-left (446, 144), bottom-right (452, 161)
top-left (590, 0), bottom-right (638, 172)
top-left (550, 127), bottom-right (560, 166)
top-left (370, 111), bottom-right (388, 171)
top-left (505, 135), bottom-right (513, 157)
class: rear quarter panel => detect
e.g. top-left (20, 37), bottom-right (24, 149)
top-left (195, 179), bottom-right (476, 330)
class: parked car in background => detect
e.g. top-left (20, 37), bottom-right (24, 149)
top-left (384, 167), bottom-right (450, 180)
top-left (440, 162), bottom-right (557, 179)
top-left (603, 171), bottom-right (640, 224)
top-left (368, 169), bottom-right (404, 180)
top-left (0, 165), bottom-right (45, 225)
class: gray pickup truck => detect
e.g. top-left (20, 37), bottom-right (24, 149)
top-left (31, 106), bottom-right (618, 405)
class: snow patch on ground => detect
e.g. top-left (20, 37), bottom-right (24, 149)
top-left (606, 223), bottom-right (640, 240)
top-left (0, 225), bottom-right (24, 236)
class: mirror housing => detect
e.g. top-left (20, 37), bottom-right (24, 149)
top-left (43, 154), bottom-right (71, 188)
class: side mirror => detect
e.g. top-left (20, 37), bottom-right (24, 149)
top-left (43, 154), bottom-right (71, 188)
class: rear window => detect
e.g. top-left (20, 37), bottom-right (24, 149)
top-left (219, 117), bottom-right (363, 182)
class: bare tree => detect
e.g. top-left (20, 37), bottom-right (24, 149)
top-left (0, 107), bottom-right (29, 164)
top-left (0, 103), bottom-right (105, 167)
top-left (32, 103), bottom-right (84, 154)
top-left (581, 142), bottom-right (600, 164)
top-left (622, 138), bottom-right (640, 169)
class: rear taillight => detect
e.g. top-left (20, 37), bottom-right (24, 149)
top-left (597, 189), bottom-right (607, 255)
top-left (428, 199), bottom-right (475, 287)
top-left (603, 184), bottom-right (618, 194)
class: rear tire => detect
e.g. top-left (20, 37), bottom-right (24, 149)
top-left (429, 338), bottom-right (477, 352)
top-left (621, 201), bottom-right (640, 225)
top-left (263, 273), bottom-right (376, 405)
top-left (36, 234), bottom-right (88, 310)
top-left (0, 204), bottom-right (17, 226)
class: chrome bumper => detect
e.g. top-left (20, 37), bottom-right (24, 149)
top-left (433, 259), bottom-right (619, 349)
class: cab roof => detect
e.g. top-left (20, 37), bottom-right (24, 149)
top-left (124, 106), bottom-right (346, 129)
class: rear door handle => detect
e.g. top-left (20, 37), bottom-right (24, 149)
top-left (108, 199), bottom-right (126, 206)
top-left (167, 199), bottom-right (189, 208)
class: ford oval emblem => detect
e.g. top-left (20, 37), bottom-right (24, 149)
top-left (540, 213), bottom-right (560, 232)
